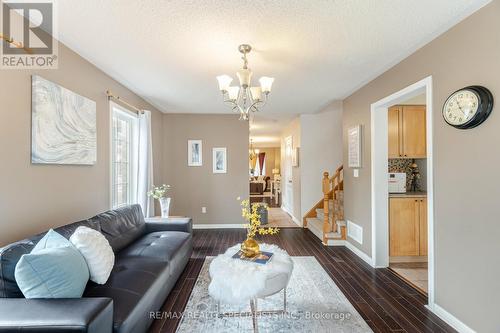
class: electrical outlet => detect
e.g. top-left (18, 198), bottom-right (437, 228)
top-left (202, 207), bottom-right (207, 214)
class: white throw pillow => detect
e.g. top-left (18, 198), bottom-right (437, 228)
top-left (70, 226), bottom-right (115, 284)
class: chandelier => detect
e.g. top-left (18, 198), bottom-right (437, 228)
top-left (249, 139), bottom-right (258, 174)
top-left (216, 44), bottom-right (274, 121)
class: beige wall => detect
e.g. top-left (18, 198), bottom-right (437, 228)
top-left (300, 102), bottom-right (343, 217)
top-left (254, 147), bottom-right (280, 178)
top-left (281, 118), bottom-right (301, 221)
top-left (342, 1), bottom-right (500, 331)
top-left (162, 114), bottom-right (249, 225)
top-left (0, 42), bottom-right (164, 246)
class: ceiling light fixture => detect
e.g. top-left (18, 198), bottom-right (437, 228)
top-left (216, 44), bottom-right (274, 121)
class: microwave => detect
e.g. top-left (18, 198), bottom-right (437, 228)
top-left (388, 172), bottom-right (406, 193)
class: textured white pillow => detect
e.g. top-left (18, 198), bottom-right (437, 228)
top-left (70, 226), bottom-right (115, 284)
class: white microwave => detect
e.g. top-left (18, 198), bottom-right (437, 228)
top-left (388, 172), bottom-right (406, 193)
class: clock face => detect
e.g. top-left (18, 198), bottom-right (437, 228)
top-left (443, 89), bottom-right (479, 126)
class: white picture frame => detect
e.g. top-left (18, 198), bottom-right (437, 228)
top-left (348, 125), bottom-right (362, 168)
top-left (212, 147), bottom-right (227, 173)
top-left (188, 140), bottom-right (202, 166)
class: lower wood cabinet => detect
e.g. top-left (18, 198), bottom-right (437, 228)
top-left (389, 197), bottom-right (427, 257)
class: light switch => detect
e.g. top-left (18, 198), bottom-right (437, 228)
top-left (353, 169), bottom-right (359, 178)
top-left (202, 207), bottom-right (207, 213)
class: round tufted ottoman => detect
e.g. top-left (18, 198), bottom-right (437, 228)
top-left (208, 243), bottom-right (293, 332)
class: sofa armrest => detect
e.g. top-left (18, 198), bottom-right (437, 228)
top-left (145, 217), bottom-right (192, 234)
top-left (0, 297), bottom-right (113, 333)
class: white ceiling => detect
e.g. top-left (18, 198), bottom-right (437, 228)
top-left (56, 0), bottom-right (490, 118)
top-left (250, 114), bottom-right (297, 147)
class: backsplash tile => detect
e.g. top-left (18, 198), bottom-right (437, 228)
top-left (388, 159), bottom-right (425, 191)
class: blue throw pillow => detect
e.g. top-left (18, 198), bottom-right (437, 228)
top-left (15, 230), bottom-right (90, 298)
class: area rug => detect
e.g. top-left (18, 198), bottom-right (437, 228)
top-left (176, 256), bottom-right (373, 332)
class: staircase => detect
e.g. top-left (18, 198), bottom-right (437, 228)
top-left (303, 165), bottom-right (346, 245)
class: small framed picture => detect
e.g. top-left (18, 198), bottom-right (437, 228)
top-left (348, 125), bottom-right (362, 168)
top-left (212, 147), bottom-right (227, 174)
top-left (188, 140), bottom-right (202, 166)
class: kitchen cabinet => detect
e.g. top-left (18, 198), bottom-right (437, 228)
top-left (419, 198), bottom-right (428, 256)
top-left (389, 197), bottom-right (427, 256)
top-left (388, 105), bottom-right (426, 158)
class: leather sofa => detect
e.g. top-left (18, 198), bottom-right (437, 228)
top-left (0, 204), bottom-right (193, 333)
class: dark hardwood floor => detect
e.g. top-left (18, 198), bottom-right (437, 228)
top-left (149, 228), bottom-right (455, 333)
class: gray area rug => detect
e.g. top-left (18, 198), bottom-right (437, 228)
top-left (176, 256), bottom-right (373, 332)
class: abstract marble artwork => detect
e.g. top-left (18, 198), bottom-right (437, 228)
top-left (31, 75), bottom-right (96, 165)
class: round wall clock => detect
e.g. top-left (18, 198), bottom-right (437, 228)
top-left (442, 86), bottom-right (493, 129)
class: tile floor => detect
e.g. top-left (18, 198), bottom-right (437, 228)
top-left (389, 262), bottom-right (428, 293)
top-left (266, 207), bottom-right (300, 228)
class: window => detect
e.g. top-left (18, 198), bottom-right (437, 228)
top-left (254, 158), bottom-right (266, 176)
top-left (111, 104), bottom-right (138, 208)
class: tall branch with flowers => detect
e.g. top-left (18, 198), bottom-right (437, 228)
top-left (240, 199), bottom-right (279, 237)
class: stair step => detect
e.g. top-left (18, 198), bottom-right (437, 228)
top-left (315, 209), bottom-right (332, 220)
top-left (306, 217), bottom-right (346, 242)
top-left (316, 208), bottom-right (344, 219)
top-left (306, 217), bottom-right (324, 240)
top-left (325, 231), bottom-right (342, 239)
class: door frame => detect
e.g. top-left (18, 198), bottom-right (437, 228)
top-left (370, 76), bottom-right (435, 308)
top-left (282, 135), bottom-right (294, 215)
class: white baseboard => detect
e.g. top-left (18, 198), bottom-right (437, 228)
top-left (344, 241), bottom-right (375, 267)
top-left (427, 303), bottom-right (476, 333)
top-left (280, 205), bottom-right (302, 227)
top-left (193, 224), bottom-right (245, 229)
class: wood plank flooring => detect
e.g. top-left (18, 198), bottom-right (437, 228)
top-left (149, 228), bottom-right (456, 333)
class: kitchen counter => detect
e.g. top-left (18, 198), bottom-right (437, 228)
top-left (389, 191), bottom-right (427, 198)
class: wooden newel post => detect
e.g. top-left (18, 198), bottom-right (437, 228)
top-left (322, 172), bottom-right (330, 244)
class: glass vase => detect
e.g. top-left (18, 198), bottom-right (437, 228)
top-left (159, 197), bottom-right (171, 218)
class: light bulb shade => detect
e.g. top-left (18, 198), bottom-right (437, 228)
top-left (216, 75), bottom-right (232, 92)
top-left (227, 86), bottom-right (240, 101)
top-left (259, 76), bottom-right (274, 93)
top-left (250, 86), bottom-right (262, 102)
top-left (237, 68), bottom-right (252, 87)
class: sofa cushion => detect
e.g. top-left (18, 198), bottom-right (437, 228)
top-left (70, 226), bottom-right (115, 284)
top-left (0, 218), bottom-right (95, 298)
top-left (118, 231), bottom-right (192, 269)
top-left (83, 257), bottom-right (170, 333)
top-left (15, 230), bottom-right (89, 298)
top-left (89, 205), bottom-right (146, 252)
top-left (0, 240), bottom-right (35, 298)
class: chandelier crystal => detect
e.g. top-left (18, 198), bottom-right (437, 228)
top-left (216, 44), bottom-right (274, 121)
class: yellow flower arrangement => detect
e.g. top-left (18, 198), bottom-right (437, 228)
top-left (240, 199), bottom-right (280, 237)
top-left (239, 199), bottom-right (279, 257)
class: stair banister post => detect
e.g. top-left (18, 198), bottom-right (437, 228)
top-left (322, 172), bottom-right (330, 244)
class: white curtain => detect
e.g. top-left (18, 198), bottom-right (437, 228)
top-left (136, 110), bottom-right (154, 217)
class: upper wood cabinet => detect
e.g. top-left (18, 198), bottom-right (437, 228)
top-left (388, 105), bottom-right (426, 158)
top-left (389, 197), bottom-right (427, 257)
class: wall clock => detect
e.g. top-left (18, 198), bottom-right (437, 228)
top-left (442, 85), bottom-right (493, 129)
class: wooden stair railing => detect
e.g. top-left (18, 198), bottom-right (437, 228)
top-left (303, 165), bottom-right (345, 244)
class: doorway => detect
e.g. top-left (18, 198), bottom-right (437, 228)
top-left (370, 76), bottom-right (435, 307)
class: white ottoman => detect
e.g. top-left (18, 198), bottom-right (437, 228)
top-left (208, 243), bottom-right (293, 332)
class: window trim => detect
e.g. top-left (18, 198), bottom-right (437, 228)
top-left (109, 101), bottom-right (139, 209)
